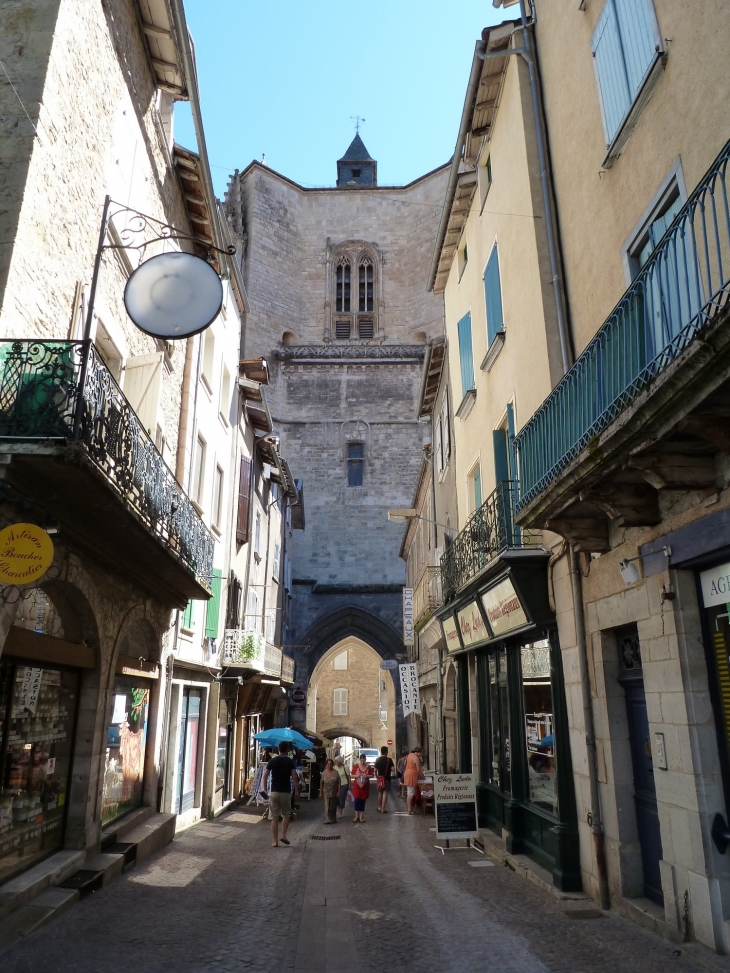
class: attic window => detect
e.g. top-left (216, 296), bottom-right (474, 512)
top-left (335, 320), bottom-right (351, 339)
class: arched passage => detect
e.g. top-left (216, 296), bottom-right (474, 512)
top-left (307, 637), bottom-right (396, 753)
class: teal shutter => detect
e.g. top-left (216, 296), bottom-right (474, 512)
top-left (613, 0), bottom-right (657, 96)
top-left (182, 600), bottom-right (195, 630)
top-left (205, 569), bottom-right (223, 639)
top-left (473, 465), bottom-right (482, 509)
top-left (592, 0), bottom-right (631, 143)
top-left (493, 430), bottom-right (510, 484)
top-left (484, 245), bottom-right (504, 345)
top-left (457, 312), bottom-right (475, 396)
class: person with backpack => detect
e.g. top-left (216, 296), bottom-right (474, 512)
top-left (374, 745), bottom-right (394, 813)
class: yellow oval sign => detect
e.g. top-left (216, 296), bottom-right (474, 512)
top-left (0, 523), bottom-right (54, 585)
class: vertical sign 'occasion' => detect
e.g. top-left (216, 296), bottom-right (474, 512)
top-left (402, 587), bottom-right (414, 646)
top-left (399, 663), bottom-right (420, 716)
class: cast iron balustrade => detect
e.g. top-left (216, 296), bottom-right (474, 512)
top-left (440, 481), bottom-right (535, 602)
top-left (515, 138), bottom-right (730, 512)
top-left (281, 655), bottom-right (296, 683)
top-left (413, 565), bottom-right (443, 628)
top-left (222, 628), bottom-right (282, 677)
top-left (0, 339), bottom-right (213, 590)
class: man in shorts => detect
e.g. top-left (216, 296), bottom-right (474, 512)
top-left (374, 745), bottom-right (394, 813)
top-left (261, 741), bottom-right (299, 847)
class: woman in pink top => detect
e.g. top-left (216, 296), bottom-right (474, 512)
top-left (403, 748), bottom-right (422, 815)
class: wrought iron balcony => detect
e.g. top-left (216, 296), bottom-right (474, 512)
top-left (413, 565), bottom-right (443, 628)
top-left (515, 138), bottom-right (730, 513)
top-left (440, 481), bottom-right (536, 602)
top-left (0, 339), bottom-right (213, 593)
top-left (222, 628), bottom-right (283, 677)
top-left (281, 655), bottom-right (296, 683)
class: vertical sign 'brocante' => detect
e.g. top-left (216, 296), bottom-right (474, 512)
top-left (399, 663), bottom-right (420, 716)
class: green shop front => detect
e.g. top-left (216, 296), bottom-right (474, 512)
top-left (438, 553), bottom-right (580, 891)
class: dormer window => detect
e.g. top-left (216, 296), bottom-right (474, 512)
top-left (336, 260), bottom-right (351, 313)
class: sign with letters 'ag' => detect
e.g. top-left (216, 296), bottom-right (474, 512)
top-left (399, 663), bottom-right (420, 716)
top-left (402, 587), bottom-right (414, 646)
top-left (435, 773), bottom-right (478, 841)
top-left (700, 562), bottom-right (730, 608)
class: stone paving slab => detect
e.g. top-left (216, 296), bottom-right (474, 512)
top-left (0, 794), bottom-right (728, 972)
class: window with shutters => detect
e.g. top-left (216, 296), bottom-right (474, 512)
top-left (124, 352), bottom-right (163, 437)
top-left (335, 319), bottom-right (351, 339)
top-left (192, 436), bottom-right (206, 506)
top-left (333, 650), bottom-right (348, 670)
top-left (181, 599), bottom-right (195, 632)
top-left (457, 312), bottom-right (475, 398)
top-left (205, 569), bottom-right (223, 639)
top-left (484, 244), bottom-right (504, 347)
top-left (212, 465), bottom-right (224, 530)
top-left (468, 461), bottom-right (482, 514)
top-left (236, 456), bottom-right (252, 545)
top-left (265, 610), bottom-right (276, 644)
top-left (331, 245), bottom-right (379, 340)
top-left (591, 0), bottom-right (662, 148)
top-left (436, 390), bottom-right (451, 479)
top-left (244, 587), bottom-right (261, 632)
top-left (226, 573), bottom-right (242, 628)
top-left (272, 541), bottom-right (281, 581)
top-left (333, 688), bottom-right (348, 716)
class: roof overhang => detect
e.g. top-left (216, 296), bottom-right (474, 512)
top-left (173, 144), bottom-right (220, 269)
top-left (429, 21), bottom-right (518, 294)
top-left (257, 436), bottom-right (299, 501)
top-left (134, 0), bottom-right (186, 95)
top-left (417, 337), bottom-right (447, 419)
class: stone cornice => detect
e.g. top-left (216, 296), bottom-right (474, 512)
top-left (276, 344), bottom-right (426, 363)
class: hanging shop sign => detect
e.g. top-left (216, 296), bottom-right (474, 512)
top-left (399, 663), bottom-right (420, 716)
top-left (700, 562), bottom-right (730, 608)
top-left (435, 774), bottom-right (478, 840)
top-left (480, 577), bottom-right (528, 637)
top-left (457, 601), bottom-right (488, 647)
top-left (0, 523), bottom-right (54, 585)
top-left (402, 587), bottom-right (414, 646)
top-left (441, 615), bottom-right (462, 654)
top-left (379, 660), bottom-right (399, 670)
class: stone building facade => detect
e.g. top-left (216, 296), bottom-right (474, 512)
top-left (225, 143), bottom-right (448, 750)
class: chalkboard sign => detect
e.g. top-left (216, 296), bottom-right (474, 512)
top-left (436, 801), bottom-right (477, 838)
top-left (434, 773), bottom-right (478, 840)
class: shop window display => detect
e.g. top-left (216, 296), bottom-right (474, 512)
top-left (521, 641), bottom-right (557, 815)
top-left (0, 661), bottom-right (78, 884)
top-left (216, 698), bottom-right (232, 801)
top-left (102, 678), bottom-right (150, 825)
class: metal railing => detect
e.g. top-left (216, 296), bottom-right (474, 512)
top-left (222, 628), bottom-right (282, 677)
top-left (0, 339), bottom-right (214, 588)
top-left (413, 565), bottom-right (443, 627)
top-left (281, 655), bottom-right (296, 683)
top-left (441, 481), bottom-right (535, 602)
top-left (515, 138), bottom-right (730, 511)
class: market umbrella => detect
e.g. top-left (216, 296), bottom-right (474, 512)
top-left (253, 727), bottom-right (314, 750)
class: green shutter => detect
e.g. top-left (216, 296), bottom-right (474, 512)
top-left (205, 569), bottom-right (223, 639)
top-left (484, 245), bottom-right (504, 346)
top-left (457, 312), bottom-right (475, 396)
top-left (182, 600), bottom-right (195, 630)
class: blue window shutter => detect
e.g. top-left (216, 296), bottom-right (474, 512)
top-left (205, 569), bottom-right (223, 639)
top-left (457, 312), bottom-right (475, 395)
top-left (506, 403), bottom-right (516, 480)
top-left (182, 599), bottom-right (195, 630)
top-left (484, 245), bottom-right (504, 345)
top-left (591, 0), bottom-right (631, 144)
top-left (614, 0), bottom-right (657, 96)
top-left (473, 466), bottom-right (482, 509)
top-left (493, 429), bottom-right (510, 485)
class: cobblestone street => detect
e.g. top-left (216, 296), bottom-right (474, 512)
top-left (1, 793), bottom-right (726, 973)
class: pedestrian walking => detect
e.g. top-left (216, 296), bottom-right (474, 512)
top-left (403, 747), bottom-right (422, 815)
top-left (335, 756), bottom-right (350, 817)
top-left (374, 745), bottom-right (394, 813)
top-left (350, 753), bottom-right (371, 823)
top-left (397, 750), bottom-right (407, 798)
top-left (261, 740), bottom-right (299, 847)
top-left (319, 758), bottom-right (341, 824)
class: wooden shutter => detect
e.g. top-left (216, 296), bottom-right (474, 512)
top-left (236, 455), bottom-right (252, 544)
top-left (484, 245), bottom-right (504, 346)
top-left (205, 569), bottom-right (223, 639)
top-left (591, 0), bottom-right (631, 144)
top-left (613, 0), bottom-right (658, 96)
top-left (181, 600), bottom-right (195, 631)
top-left (457, 312), bottom-right (475, 396)
top-left (441, 389), bottom-right (450, 464)
top-left (123, 353), bottom-right (164, 436)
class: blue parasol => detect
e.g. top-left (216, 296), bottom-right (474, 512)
top-left (253, 727), bottom-right (314, 750)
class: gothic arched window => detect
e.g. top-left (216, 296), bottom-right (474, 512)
top-left (336, 260), bottom-right (351, 313)
top-left (359, 259), bottom-right (374, 313)
top-left (331, 245), bottom-right (379, 341)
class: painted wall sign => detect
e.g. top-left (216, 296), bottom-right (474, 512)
top-left (700, 562), bottom-right (730, 608)
top-left (399, 663), bottom-right (420, 716)
top-left (457, 601), bottom-right (488, 647)
top-left (480, 577), bottom-right (528, 637)
top-left (0, 523), bottom-right (54, 585)
top-left (402, 587), bottom-right (414, 646)
top-left (435, 773), bottom-right (478, 840)
top-left (441, 615), bottom-right (462, 654)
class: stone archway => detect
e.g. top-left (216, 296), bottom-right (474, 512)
top-left (307, 637), bottom-right (396, 753)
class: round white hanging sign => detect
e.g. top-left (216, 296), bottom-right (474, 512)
top-left (124, 251), bottom-right (223, 339)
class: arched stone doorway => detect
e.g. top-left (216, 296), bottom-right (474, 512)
top-left (307, 637), bottom-right (396, 752)
top-left (443, 662), bottom-right (457, 774)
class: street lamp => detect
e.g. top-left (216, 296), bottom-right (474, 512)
top-left (387, 509), bottom-right (456, 534)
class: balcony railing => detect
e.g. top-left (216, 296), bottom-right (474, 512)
top-left (0, 339), bottom-right (214, 589)
top-left (441, 481), bottom-right (536, 602)
top-left (515, 138), bottom-right (730, 511)
top-left (222, 628), bottom-right (282, 677)
top-left (413, 565), bottom-right (443, 628)
top-left (281, 655), bottom-right (296, 683)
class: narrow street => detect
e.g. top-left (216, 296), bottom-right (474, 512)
top-left (0, 793), bottom-right (720, 973)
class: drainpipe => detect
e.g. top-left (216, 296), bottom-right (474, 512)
top-left (514, 0), bottom-right (573, 375)
top-left (428, 405), bottom-right (445, 774)
top-left (570, 547), bottom-right (610, 910)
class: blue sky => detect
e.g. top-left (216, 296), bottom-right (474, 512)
top-left (175, 1), bottom-right (506, 197)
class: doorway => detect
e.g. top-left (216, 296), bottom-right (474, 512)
top-left (617, 626), bottom-right (664, 906)
top-left (176, 688), bottom-right (202, 814)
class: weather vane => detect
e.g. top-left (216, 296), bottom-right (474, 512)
top-left (350, 115), bottom-right (366, 134)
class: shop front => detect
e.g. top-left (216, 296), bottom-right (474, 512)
top-left (439, 555), bottom-right (580, 891)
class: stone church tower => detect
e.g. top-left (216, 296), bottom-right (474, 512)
top-left (225, 139), bottom-right (448, 748)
